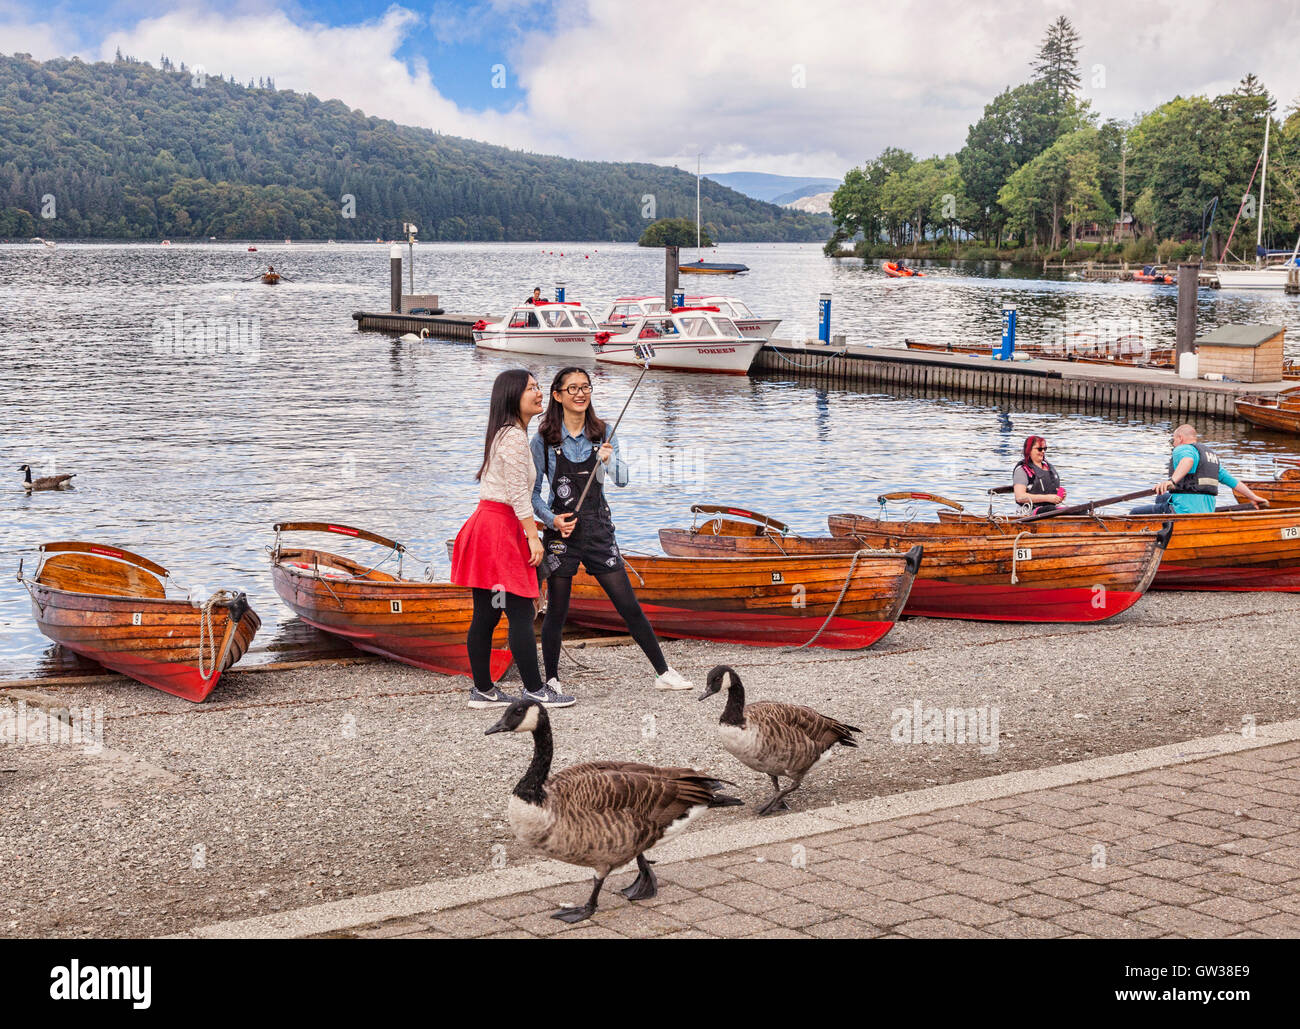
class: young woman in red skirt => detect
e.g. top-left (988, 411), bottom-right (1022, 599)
top-left (451, 369), bottom-right (574, 709)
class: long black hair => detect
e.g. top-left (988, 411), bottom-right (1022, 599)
top-left (539, 366), bottom-right (608, 447)
top-left (476, 368), bottom-right (534, 481)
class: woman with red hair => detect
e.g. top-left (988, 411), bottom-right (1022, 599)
top-left (1013, 436), bottom-right (1066, 515)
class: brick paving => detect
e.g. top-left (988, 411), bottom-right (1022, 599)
top-left (329, 741), bottom-right (1300, 939)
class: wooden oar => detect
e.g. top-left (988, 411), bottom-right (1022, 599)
top-left (1014, 488), bottom-right (1156, 522)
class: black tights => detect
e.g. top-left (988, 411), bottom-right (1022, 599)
top-left (467, 588), bottom-right (544, 694)
top-left (542, 570), bottom-right (667, 682)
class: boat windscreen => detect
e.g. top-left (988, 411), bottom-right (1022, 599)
top-left (540, 309), bottom-right (572, 328)
top-left (730, 301), bottom-right (755, 318)
top-left (680, 317), bottom-right (716, 337)
top-left (571, 310), bottom-right (596, 329)
top-left (713, 317), bottom-right (743, 337)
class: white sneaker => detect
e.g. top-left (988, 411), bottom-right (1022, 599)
top-left (654, 667), bottom-right (694, 691)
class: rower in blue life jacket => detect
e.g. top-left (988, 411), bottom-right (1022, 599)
top-left (1013, 435), bottom-right (1066, 515)
top-left (1130, 424), bottom-right (1268, 514)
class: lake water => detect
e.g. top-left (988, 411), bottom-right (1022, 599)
top-left (3, 241), bottom-right (1299, 678)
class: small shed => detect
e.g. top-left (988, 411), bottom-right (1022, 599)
top-left (1195, 324), bottom-right (1285, 383)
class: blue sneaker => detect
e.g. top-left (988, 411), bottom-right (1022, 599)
top-left (468, 686), bottom-right (517, 709)
top-left (523, 680), bottom-right (577, 709)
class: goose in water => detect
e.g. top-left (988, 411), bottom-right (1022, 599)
top-left (486, 699), bottom-right (742, 922)
top-left (19, 465), bottom-right (75, 491)
top-left (699, 664), bottom-right (860, 815)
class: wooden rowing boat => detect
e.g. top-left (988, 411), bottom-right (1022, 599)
top-left (565, 546), bottom-right (921, 650)
top-left (1236, 395), bottom-right (1300, 434)
top-left (261, 272), bottom-right (281, 285)
top-left (660, 506), bottom-right (1170, 623)
top-left (271, 522), bottom-right (510, 680)
top-left (829, 505), bottom-right (1300, 591)
top-left (19, 542), bottom-right (261, 702)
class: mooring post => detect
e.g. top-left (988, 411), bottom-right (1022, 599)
top-left (818, 293), bottom-right (831, 343)
top-left (1176, 262), bottom-right (1198, 364)
top-left (556, 281), bottom-right (566, 303)
top-left (390, 245), bottom-right (403, 313)
top-left (664, 245), bottom-right (679, 310)
top-left (999, 303), bottom-right (1017, 360)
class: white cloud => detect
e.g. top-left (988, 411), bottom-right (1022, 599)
top-left (9, 0), bottom-right (1300, 178)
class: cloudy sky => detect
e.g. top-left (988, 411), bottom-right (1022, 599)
top-left (4, 0), bottom-right (1300, 178)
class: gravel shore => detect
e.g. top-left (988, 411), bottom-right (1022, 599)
top-left (3, 590), bottom-right (1298, 938)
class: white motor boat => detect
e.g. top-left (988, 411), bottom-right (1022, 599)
top-left (1215, 264), bottom-right (1297, 291)
top-left (684, 296), bottom-right (780, 340)
top-left (593, 308), bottom-right (763, 375)
top-left (473, 302), bottom-right (600, 358)
top-left (597, 296), bottom-right (669, 329)
top-left (599, 295), bottom-right (779, 340)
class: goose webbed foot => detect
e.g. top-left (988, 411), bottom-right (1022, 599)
top-left (552, 875), bottom-right (605, 923)
top-left (620, 853), bottom-right (658, 901)
top-left (757, 779), bottom-right (801, 816)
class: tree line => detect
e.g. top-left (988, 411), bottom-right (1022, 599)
top-left (0, 53), bottom-right (829, 242)
top-left (826, 17), bottom-right (1300, 264)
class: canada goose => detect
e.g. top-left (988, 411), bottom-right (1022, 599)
top-left (486, 699), bottom-right (742, 923)
top-left (19, 465), bottom-right (75, 491)
top-left (699, 664), bottom-right (860, 816)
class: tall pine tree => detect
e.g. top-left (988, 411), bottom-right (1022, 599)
top-left (1032, 16), bottom-right (1081, 108)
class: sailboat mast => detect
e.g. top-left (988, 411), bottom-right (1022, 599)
top-left (1256, 117), bottom-right (1270, 266)
top-left (696, 154), bottom-right (701, 254)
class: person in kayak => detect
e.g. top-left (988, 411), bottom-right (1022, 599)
top-left (1013, 436), bottom-right (1066, 515)
top-left (1131, 424), bottom-right (1269, 514)
top-left (531, 367), bottom-right (693, 698)
top-left (451, 369), bottom-right (564, 709)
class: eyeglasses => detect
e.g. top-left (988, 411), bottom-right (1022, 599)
top-left (1033, 444), bottom-right (1047, 452)
top-left (525, 383), bottom-right (543, 393)
top-left (562, 385), bottom-right (593, 396)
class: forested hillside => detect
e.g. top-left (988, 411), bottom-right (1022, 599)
top-left (827, 17), bottom-right (1300, 263)
top-left (0, 53), bottom-right (830, 242)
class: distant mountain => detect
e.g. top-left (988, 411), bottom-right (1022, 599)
top-left (0, 54), bottom-right (830, 242)
top-left (704, 172), bottom-right (842, 204)
top-left (784, 192), bottom-right (834, 215)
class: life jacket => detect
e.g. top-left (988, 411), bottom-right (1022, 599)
top-left (1013, 459), bottom-right (1061, 514)
top-left (1169, 443), bottom-right (1221, 495)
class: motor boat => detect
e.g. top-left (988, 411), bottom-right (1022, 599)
top-left (593, 308), bottom-right (763, 374)
top-left (472, 301), bottom-right (601, 358)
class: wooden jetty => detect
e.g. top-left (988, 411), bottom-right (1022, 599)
top-left (352, 310), bottom-right (491, 340)
top-left (753, 340), bottom-right (1287, 421)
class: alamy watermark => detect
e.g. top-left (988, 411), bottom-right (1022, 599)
top-left (891, 699), bottom-right (1000, 754)
top-left (0, 699), bottom-right (104, 753)
top-left (151, 306), bottom-right (261, 362)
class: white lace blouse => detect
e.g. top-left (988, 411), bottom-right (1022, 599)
top-left (479, 425), bottom-right (536, 521)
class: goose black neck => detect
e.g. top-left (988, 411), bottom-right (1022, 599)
top-left (514, 712), bottom-right (552, 805)
top-left (22, 467), bottom-right (32, 483)
top-left (720, 678), bottom-right (746, 727)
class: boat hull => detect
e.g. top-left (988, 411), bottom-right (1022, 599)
top-left (271, 551), bottom-right (511, 679)
top-left (659, 523), bottom-right (1165, 623)
top-left (1215, 268), bottom-right (1291, 290)
top-left (27, 585), bottom-right (260, 702)
top-left (472, 330), bottom-right (596, 359)
top-left (1236, 399), bottom-right (1300, 434)
top-left (594, 337), bottom-right (762, 374)
top-left (566, 550), bottom-right (918, 650)
top-left (832, 509), bottom-right (1300, 592)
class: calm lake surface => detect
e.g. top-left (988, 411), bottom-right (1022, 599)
top-left (3, 241), bottom-right (1299, 678)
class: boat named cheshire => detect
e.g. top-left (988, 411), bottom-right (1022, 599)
top-left (472, 301), bottom-right (601, 358)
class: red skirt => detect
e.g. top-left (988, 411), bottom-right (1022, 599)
top-left (450, 500), bottom-right (539, 599)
